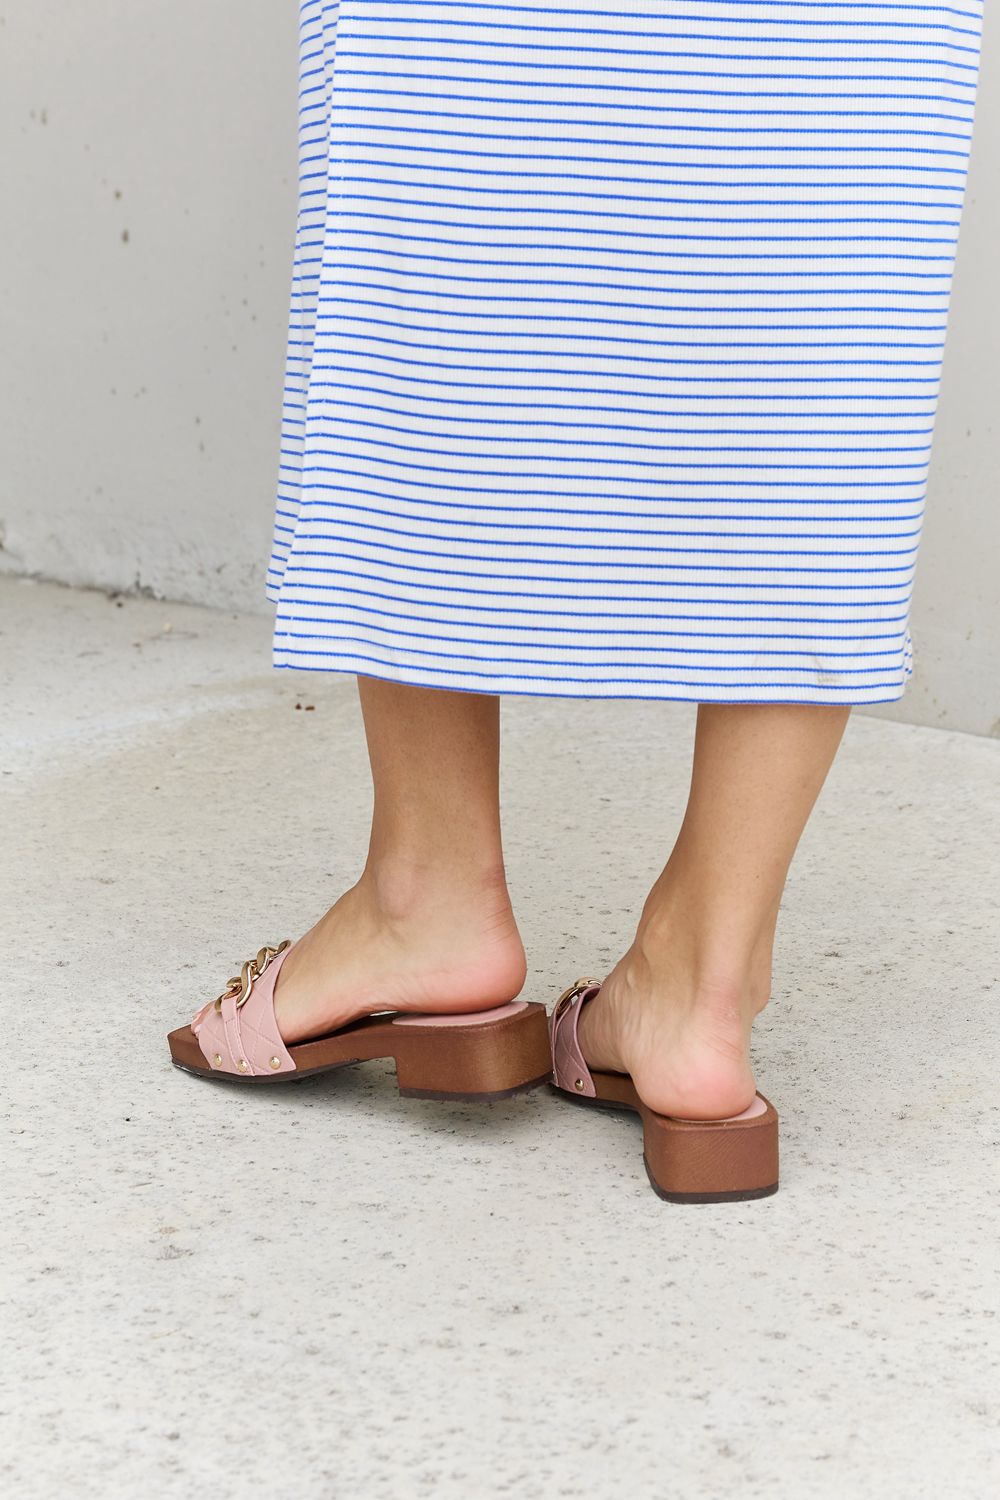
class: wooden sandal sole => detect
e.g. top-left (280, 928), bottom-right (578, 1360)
top-left (168, 999), bottom-right (553, 1101)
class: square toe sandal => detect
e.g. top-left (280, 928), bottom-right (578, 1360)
top-left (166, 941), bottom-right (553, 1101)
top-left (550, 980), bottom-right (779, 1203)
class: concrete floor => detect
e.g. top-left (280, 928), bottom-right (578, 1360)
top-left (3, 576), bottom-right (999, 1499)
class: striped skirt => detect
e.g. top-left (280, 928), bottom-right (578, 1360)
top-left (267, 1), bottom-right (983, 702)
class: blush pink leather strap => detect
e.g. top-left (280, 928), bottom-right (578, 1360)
top-left (191, 945), bottom-right (296, 1076)
top-left (550, 983), bottom-right (601, 1097)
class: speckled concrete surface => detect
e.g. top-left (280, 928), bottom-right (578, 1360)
top-left (3, 577), bottom-right (999, 1499)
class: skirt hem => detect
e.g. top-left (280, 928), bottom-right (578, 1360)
top-left (270, 642), bottom-right (912, 706)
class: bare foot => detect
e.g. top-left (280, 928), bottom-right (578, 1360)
top-left (271, 859), bottom-right (527, 1044)
top-left (576, 928), bottom-right (772, 1121)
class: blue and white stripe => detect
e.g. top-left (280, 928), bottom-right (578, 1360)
top-left (268, 0), bottom-right (983, 702)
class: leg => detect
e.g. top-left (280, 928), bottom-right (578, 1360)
top-left (272, 678), bottom-right (526, 1043)
top-left (578, 704), bottom-right (851, 1119)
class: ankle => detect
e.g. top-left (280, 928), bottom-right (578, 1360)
top-left (633, 890), bottom-right (775, 1017)
top-left (628, 929), bottom-right (770, 1027)
top-left (360, 853), bottom-right (513, 926)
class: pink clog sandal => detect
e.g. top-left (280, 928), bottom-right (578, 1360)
top-left (550, 980), bottom-right (779, 1202)
top-left (167, 942), bottom-right (552, 1101)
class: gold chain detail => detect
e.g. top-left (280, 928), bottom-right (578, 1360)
top-left (213, 941), bottom-right (291, 1013)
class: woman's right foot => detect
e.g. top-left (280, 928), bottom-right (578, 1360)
top-left (551, 963), bottom-right (780, 1202)
top-left (271, 859), bottom-right (527, 1044)
top-left (575, 906), bottom-right (773, 1122)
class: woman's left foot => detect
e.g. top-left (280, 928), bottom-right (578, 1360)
top-left (169, 935), bottom-right (551, 1098)
top-left (270, 858), bottom-right (528, 1043)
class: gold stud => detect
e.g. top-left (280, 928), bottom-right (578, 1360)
top-left (574, 1079), bottom-right (585, 1091)
top-left (237, 1059), bottom-right (249, 1073)
top-left (269, 1057), bottom-right (281, 1070)
top-left (212, 1054), bottom-right (223, 1068)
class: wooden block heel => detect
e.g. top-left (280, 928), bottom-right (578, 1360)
top-left (639, 1093), bottom-right (779, 1203)
top-left (392, 1002), bottom-right (553, 1100)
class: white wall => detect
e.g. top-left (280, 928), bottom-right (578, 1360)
top-left (2, 4), bottom-right (997, 733)
top-left (875, 13), bottom-right (1000, 737)
top-left (0, 1), bottom-right (297, 606)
